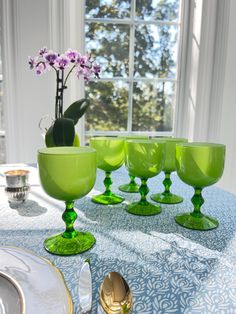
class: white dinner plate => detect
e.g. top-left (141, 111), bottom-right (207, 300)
top-left (0, 247), bottom-right (73, 314)
top-left (0, 271), bottom-right (23, 314)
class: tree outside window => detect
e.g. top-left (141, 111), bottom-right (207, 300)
top-left (85, 0), bottom-right (181, 137)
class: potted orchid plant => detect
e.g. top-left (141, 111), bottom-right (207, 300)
top-left (28, 47), bottom-right (100, 147)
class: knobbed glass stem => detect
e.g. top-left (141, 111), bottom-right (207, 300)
top-left (62, 201), bottom-right (78, 239)
top-left (104, 171), bottom-right (113, 196)
top-left (139, 178), bottom-right (149, 205)
top-left (92, 171), bottom-right (124, 204)
top-left (191, 188), bottom-right (204, 218)
top-left (151, 171), bottom-right (183, 204)
top-left (163, 171), bottom-right (171, 195)
top-left (129, 174), bottom-right (136, 185)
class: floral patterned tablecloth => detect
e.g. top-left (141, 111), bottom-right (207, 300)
top-left (0, 164), bottom-right (236, 314)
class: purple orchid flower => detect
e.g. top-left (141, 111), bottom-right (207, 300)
top-left (55, 55), bottom-right (70, 70)
top-left (44, 51), bottom-right (58, 66)
top-left (65, 49), bottom-right (79, 63)
top-left (35, 62), bottom-right (47, 75)
top-left (92, 63), bottom-right (101, 78)
top-left (28, 56), bottom-right (37, 69)
top-left (38, 47), bottom-right (48, 56)
top-left (77, 54), bottom-right (91, 68)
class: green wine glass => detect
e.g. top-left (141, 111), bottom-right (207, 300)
top-left (151, 137), bottom-right (188, 204)
top-left (90, 137), bottom-right (125, 205)
top-left (175, 142), bottom-right (226, 230)
top-left (38, 146), bottom-right (97, 256)
top-left (118, 135), bottom-right (149, 193)
top-left (125, 139), bottom-right (165, 216)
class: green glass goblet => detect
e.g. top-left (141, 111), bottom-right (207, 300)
top-left (38, 147), bottom-right (97, 256)
top-left (151, 137), bottom-right (188, 204)
top-left (90, 137), bottom-right (125, 205)
top-left (118, 135), bottom-right (149, 193)
top-left (175, 143), bottom-right (225, 230)
top-left (125, 139), bottom-right (165, 216)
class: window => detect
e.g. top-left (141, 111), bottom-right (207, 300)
top-left (84, 0), bottom-right (183, 138)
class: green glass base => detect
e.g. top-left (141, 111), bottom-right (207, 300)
top-left (175, 212), bottom-right (219, 231)
top-left (151, 192), bottom-right (183, 204)
top-left (92, 193), bottom-right (124, 205)
top-left (126, 201), bottom-right (162, 216)
top-left (119, 183), bottom-right (140, 193)
top-left (44, 231), bottom-right (96, 256)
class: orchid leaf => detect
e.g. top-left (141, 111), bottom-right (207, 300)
top-left (53, 118), bottom-right (75, 146)
top-left (45, 125), bottom-right (55, 147)
top-left (64, 98), bottom-right (90, 125)
top-left (45, 118), bottom-right (75, 147)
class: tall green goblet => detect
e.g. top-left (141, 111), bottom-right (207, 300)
top-left (118, 135), bottom-right (149, 193)
top-left (151, 137), bottom-right (188, 204)
top-left (175, 143), bottom-right (225, 230)
top-left (90, 137), bottom-right (125, 205)
top-left (125, 139), bottom-right (165, 216)
top-left (38, 147), bottom-right (97, 256)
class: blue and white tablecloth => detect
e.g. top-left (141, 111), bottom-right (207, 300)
top-left (0, 164), bottom-right (236, 314)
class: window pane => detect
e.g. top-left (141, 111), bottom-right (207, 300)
top-left (135, 0), bottom-right (180, 22)
top-left (85, 23), bottom-right (130, 77)
top-left (132, 81), bottom-right (174, 131)
top-left (85, 81), bottom-right (128, 131)
top-left (85, 0), bottom-right (131, 19)
top-left (134, 24), bottom-right (178, 78)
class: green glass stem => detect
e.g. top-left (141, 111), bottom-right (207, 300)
top-left (129, 174), bottom-right (136, 185)
top-left (62, 201), bottom-right (78, 239)
top-left (118, 173), bottom-right (139, 193)
top-left (126, 177), bottom-right (162, 216)
top-left (138, 178), bottom-right (149, 205)
top-left (151, 171), bottom-right (183, 204)
top-left (163, 172), bottom-right (171, 195)
top-left (103, 171), bottom-right (113, 196)
top-left (191, 188), bottom-right (204, 218)
top-left (92, 171), bottom-right (124, 205)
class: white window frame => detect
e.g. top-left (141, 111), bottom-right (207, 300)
top-left (83, 0), bottom-right (189, 138)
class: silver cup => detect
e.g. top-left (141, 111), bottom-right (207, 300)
top-left (5, 170), bottom-right (30, 203)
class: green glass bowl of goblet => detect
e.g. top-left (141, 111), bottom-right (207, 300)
top-left (118, 135), bottom-right (149, 193)
top-left (175, 142), bottom-right (226, 230)
top-left (38, 146), bottom-right (97, 256)
top-left (151, 137), bottom-right (188, 204)
top-left (125, 139), bottom-right (165, 216)
top-left (90, 137), bottom-right (125, 205)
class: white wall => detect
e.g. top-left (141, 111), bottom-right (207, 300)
top-left (2, 0), bottom-right (54, 163)
top-left (216, 0), bottom-right (236, 194)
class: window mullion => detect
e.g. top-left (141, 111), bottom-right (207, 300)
top-left (127, 0), bottom-right (136, 133)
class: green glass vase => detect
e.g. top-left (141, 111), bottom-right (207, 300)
top-left (175, 142), bottom-right (226, 230)
top-left (38, 146), bottom-right (97, 255)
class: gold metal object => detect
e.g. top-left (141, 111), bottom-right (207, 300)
top-left (100, 272), bottom-right (133, 314)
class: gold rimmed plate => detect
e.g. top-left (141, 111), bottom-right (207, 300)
top-left (0, 247), bottom-right (73, 314)
top-left (0, 271), bottom-right (25, 314)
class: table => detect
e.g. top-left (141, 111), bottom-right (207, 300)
top-left (0, 164), bottom-right (236, 314)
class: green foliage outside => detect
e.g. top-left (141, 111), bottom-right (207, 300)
top-left (85, 0), bottom-right (179, 133)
